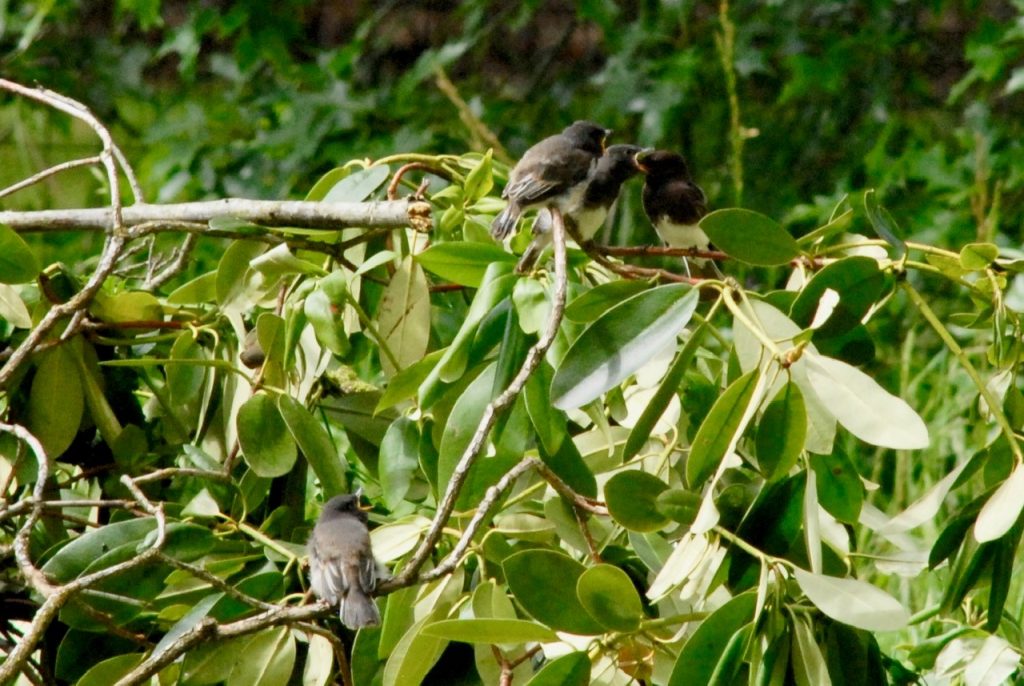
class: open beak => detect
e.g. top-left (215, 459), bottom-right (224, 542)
top-left (354, 486), bottom-right (373, 511)
top-left (633, 148), bottom-right (654, 173)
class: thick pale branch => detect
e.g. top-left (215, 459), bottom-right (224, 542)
top-left (2, 199), bottom-right (432, 232)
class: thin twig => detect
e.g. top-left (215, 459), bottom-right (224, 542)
top-left (379, 207), bottom-right (570, 592)
top-left (0, 155), bottom-right (102, 200)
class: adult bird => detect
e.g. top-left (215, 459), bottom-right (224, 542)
top-left (517, 143), bottom-right (648, 272)
top-left (637, 149), bottom-right (720, 278)
top-left (490, 120), bottom-right (610, 241)
top-left (308, 491), bottom-right (383, 629)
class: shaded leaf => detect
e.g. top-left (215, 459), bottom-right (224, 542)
top-left (278, 396), bottom-right (347, 496)
top-left (524, 652), bottom-right (591, 686)
top-left (0, 224), bottom-right (40, 283)
top-left (755, 382), bottom-right (807, 482)
top-left (552, 284), bottom-right (698, 410)
top-left (28, 346), bottom-right (84, 458)
top-left (237, 393), bottom-right (298, 477)
top-left (699, 208), bottom-right (799, 266)
top-left (667, 592), bottom-right (757, 686)
top-left (604, 471), bottom-right (670, 532)
top-left (504, 550), bottom-right (603, 635)
top-left (576, 564), bottom-right (644, 632)
top-left (687, 369), bottom-right (761, 488)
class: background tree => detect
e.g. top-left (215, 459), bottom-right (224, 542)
top-left (2, 2), bottom-right (1024, 685)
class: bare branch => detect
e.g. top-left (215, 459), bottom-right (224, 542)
top-left (1, 198), bottom-right (431, 233)
top-left (0, 155), bottom-right (103, 201)
top-left (380, 207), bottom-right (570, 593)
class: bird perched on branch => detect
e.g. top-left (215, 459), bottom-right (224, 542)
top-left (637, 149), bottom-right (720, 278)
top-left (308, 490), bottom-right (382, 629)
top-left (491, 120), bottom-right (610, 241)
top-left (517, 143), bottom-right (649, 272)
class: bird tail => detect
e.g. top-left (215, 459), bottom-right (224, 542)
top-left (341, 590), bottom-right (381, 629)
top-left (491, 204), bottom-right (522, 239)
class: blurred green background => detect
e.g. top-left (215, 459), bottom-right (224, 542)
top-left (2, 0), bottom-right (1022, 251)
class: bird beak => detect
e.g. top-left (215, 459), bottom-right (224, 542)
top-left (354, 489), bottom-right (374, 509)
top-left (633, 148), bottom-right (654, 173)
top-left (601, 129), bottom-right (613, 151)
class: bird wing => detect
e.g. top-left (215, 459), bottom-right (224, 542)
top-left (644, 178), bottom-right (708, 226)
top-left (504, 140), bottom-right (596, 205)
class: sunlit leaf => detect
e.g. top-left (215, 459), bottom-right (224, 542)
top-left (699, 208), bottom-right (799, 266)
top-left (794, 568), bottom-right (909, 631)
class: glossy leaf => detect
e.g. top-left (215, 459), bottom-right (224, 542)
top-left (804, 352), bottom-right (929, 450)
top-left (524, 652), bottom-right (591, 686)
top-left (576, 564), bottom-right (644, 632)
top-left (504, 550), bottom-right (603, 635)
top-left (28, 346), bottom-right (84, 458)
top-left (278, 395), bottom-right (347, 496)
top-left (687, 369), bottom-right (761, 488)
top-left (604, 471), bottom-right (670, 532)
top-left (789, 256), bottom-right (886, 337)
top-left (0, 283), bottom-right (31, 328)
top-left (667, 592), bottom-right (757, 686)
top-left (755, 382), bottom-right (807, 482)
top-left (699, 208), bottom-right (799, 266)
top-left (415, 242), bottom-right (516, 287)
top-left (959, 242), bottom-right (999, 271)
top-left (421, 618), bottom-right (557, 644)
top-left (975, 465), bottom-right (1024, 542)
top-left (0, 224), bottom-right (40, 283)
top-left (379, 416), bottom-right (421, 509)
top-left (376, 256), bottom-right (431, 377)
top-left (551, 283), bottom-right (699, 410)
top-left (237, 393), bottom-right (298, 477)
top-left (794, 568), bottom-right (909, 631)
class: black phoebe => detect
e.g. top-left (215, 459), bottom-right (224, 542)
top-left (517, 144), bottom-right (648, 271)
top-left (491, 120), bottom-right (610, 240)
top-left (308, 491), bottom-right (382, 629)
top-left (637, 150), bottom-right (719, 277)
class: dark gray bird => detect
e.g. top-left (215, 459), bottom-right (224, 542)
top-left (308, 491), bottom-right (382, 629)
top-left (491, 120), bottom-right (610, 240)
top-left (517, 144), bottom-right (648, 271)
top-left (637, 150), bottom-right (719, 278)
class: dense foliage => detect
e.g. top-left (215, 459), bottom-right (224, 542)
top-left (4, 2), bottom-right (1024, 685)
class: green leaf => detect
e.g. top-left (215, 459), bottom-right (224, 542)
top-left (803, 352), bottom-right (929, 450)
top-left (379, 417), bottom-right (421, 509)
top-left (687, 369), bottom-right (761, 488)
top-left (960, 242), bottom-right (1000, 270)
top-left (415, 242), bottom-right (517, 287)
top-left (656, 489), bottom-right (702, 525)
top-left (376, 349), bottom-right (444, 412)
top-left (551, 284), bottom-right (699, 410)
top-left (604, 471), bottom-right (670, 532)
top-left (756, 382), bottom-right (807, 482)
top-left (668, 592), bottom-right (757, 686)
top-left (623, 321), bottom-right (706, 461)
top-left (278, 396), bottom-right (347, 496)
top-left (512, 277), bottom-right (549, 335)
top-left (975, 464), bottom-right (1024, 542)
top-left (0, 283), bottom-right (31, 328)
top-left (789, 256), bottom-right (886, 337)
top-left (304, 287), bottom-right (349, 356)
top-left (810, 450), bottom-right (863, 523)
top-left (576, 564), bottom-right (644, 632)
top-left (216, 239), bottom-right (267, 311)
top-left (524, 652), bottom-right (591, 686)
top-left (698, 208), bottom-right (799, 266)
top-left (167, 271), bottom-right (216, 305)
top-left (237, 393), bottom-right (298, 477)
top-left (28, 346), bottom-right (84, 458)
top-left (564, 280), bottom-right (650, 323)
top-left (421, 618), bottom-right (558, 644)
top-left (41, 518), bottom-right (156, 581)
top-left (75, 654), bottom-right (144, 686)
top-left (860, 190), bottom-right (907, 257)
top-left (382, 609), bottom-right (449, 686)
top-left (376, 256), bottom-right (431, 377)
top-left (322, 165), bottom-right (390, 202)
top-left (89, 290), bottom-right (164, 324)
top-left (0, 224), bottom-right (40, 283)
top-left (463, 149), bottom-right (494, 202)
top-left (503, 550), bottom-right (604, 635)
top-left (791, 615), bottom-right (831, 686)
top-left (226, 627), bottom-right (295, 686)
top-left (793, 568), bottom-right (909, 631)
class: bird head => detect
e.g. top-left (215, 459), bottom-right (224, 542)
top-left (322, 489), bottom-right (373, 520)
top-left (563, 120), bottom-right (612, 155)
top-left (634, 149), bottom-right (691, 177)
top-left (600, 144), bottom-right (650, 179)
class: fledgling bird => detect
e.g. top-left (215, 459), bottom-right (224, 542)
top-left (491, 120), bottom-right (610, 241)
top-left (517, 144), bottom-right (648, 272)
top-left (637, 150), bottom-right (720, 278)
top-left (308, 491), bottom-right (382, 629)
